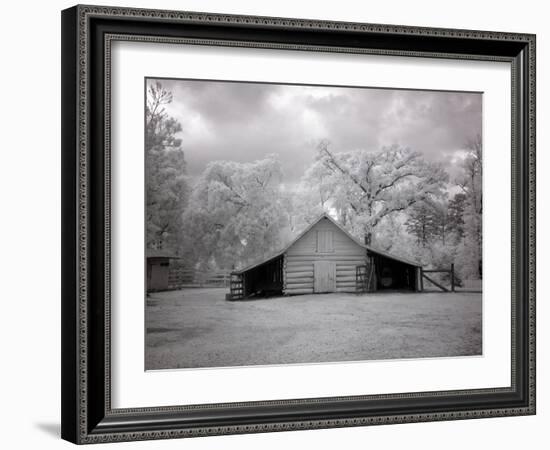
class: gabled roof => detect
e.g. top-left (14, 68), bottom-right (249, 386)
top-left (233, 213), bottom-right (421, 274)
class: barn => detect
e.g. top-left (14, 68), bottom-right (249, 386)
top-left (228, 214), bottom-right (422, 300)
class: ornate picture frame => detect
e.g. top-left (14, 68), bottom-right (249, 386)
top-left (61, 5), bottom-right (535, 444)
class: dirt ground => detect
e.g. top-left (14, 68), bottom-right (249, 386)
top-left (145, 289), bottom-right (482, 370)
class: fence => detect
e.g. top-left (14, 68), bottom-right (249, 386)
top-left (228, 273), bottom-right (244, 300)
top-left (168, 264), bottom-right (231, 290)
top-left (420, 264), bottom-right (457, 292)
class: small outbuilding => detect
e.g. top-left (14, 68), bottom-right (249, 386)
top-left (146, 249), bottom-right (179, 292)
top-left (229, 214), bottom-right (422, 300)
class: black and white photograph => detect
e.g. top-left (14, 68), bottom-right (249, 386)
top-left (145, 78), bottom-right (483, 370)
top-left (51, 2), bottom-right (537, 446)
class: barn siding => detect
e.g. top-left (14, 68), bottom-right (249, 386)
top-left (284, 218), bottom-right (365, 295)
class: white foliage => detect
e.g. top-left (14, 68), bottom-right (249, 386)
top-left (299, 140), bottom-right (449, 244)
top-left (181, 155), bottom-right (288, 270)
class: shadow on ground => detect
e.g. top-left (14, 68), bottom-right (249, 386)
top-left (35, 422), bottom-right (60, 438)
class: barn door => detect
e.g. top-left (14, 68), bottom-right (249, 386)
top-left (150, 263), bottom-right (169, 291)
top-left (314, 261), bottom-right (336, 293)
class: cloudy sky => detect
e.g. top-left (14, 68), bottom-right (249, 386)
top-left (149, 78), bottom-right (482, 183)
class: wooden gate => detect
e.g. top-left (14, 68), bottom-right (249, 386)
top-left (314, 261), bottom-right (336, 293)
top-left (420, 264), bottom-right (457, 292)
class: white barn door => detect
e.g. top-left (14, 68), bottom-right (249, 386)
top-left (314, 261), bottom-right (336, 293)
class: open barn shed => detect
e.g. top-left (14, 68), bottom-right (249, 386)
top-left (229, 214), bottom-right (422, 300)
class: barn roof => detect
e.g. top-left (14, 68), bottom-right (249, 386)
top-left (233, 213), bottom-right (421, 274)
top-left (365, 246), bottom-right (422, 268)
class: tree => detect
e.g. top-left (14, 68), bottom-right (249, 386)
top-left (406, 196), bottom-right (458, 248)
top-left (301, 140), bottom-right (449, 246)
top-left (181, 155), bottom-right (288, 270)
top-left (455, 135), bottom-right (482, 279)
top-left (373, 215), bottom-right (420, 262)
top-left (430, 199), bottom-right (454, 246)
top-left (447, 192), bottom-right (467, 238)
top-left (145, 82), bottom-right (189, 251)
top-left (287, 162), bottom-right (334, 235)
top-left (405, 202), bottom-right (439, 247)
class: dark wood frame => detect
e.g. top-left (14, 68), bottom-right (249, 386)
top-left (61, 4), bottom-right (536, 444)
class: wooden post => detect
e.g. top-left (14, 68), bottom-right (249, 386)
top-left (282, 254), bottom-right (287, 295)
top-left (420, 267), bottom-right (424, 291)
top-left (450, 263), bottom-right (455, 292)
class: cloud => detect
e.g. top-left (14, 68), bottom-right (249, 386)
top-left (149, 79), bottom-right (481, 183)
